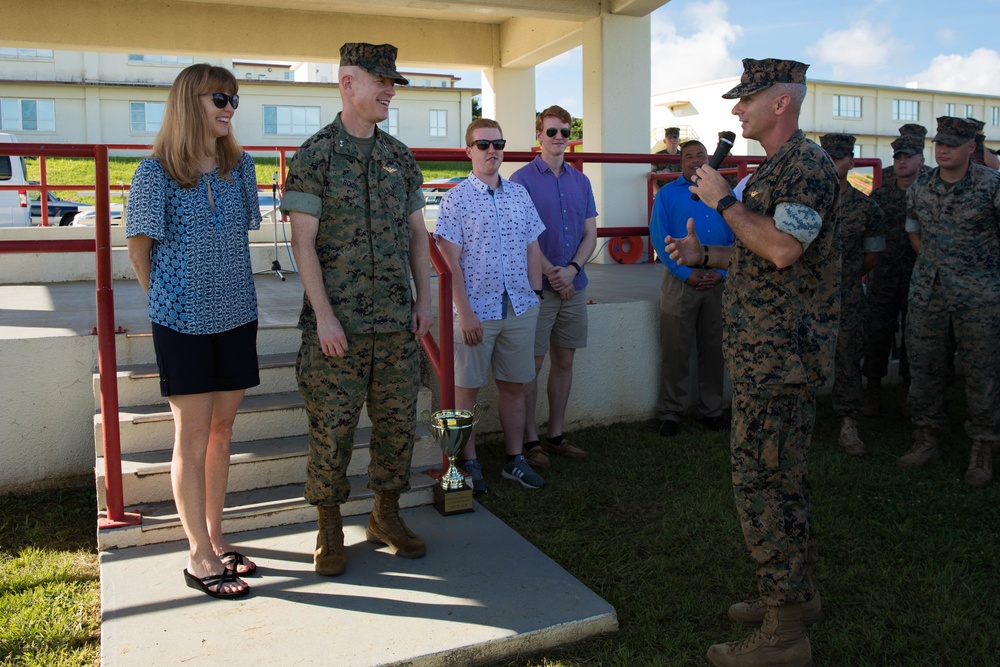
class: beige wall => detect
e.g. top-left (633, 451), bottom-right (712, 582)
top-left (654, 78), bottom-right (1000, 169)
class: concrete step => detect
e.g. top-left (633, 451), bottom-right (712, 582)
top-left (96, 352), bottom-right (299, 408)
top-left (113, 325), bottom-right (301, 366)
top-left (94, 386), bottom-right (433, 455)
top-left (96, 429), bottom-right (441, 507)
top-left (97, 472), bottom-right (438, 550)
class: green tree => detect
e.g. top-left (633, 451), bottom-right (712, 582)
top-left (570, 117), bottom-right (583, 141)
top-left (472, 95), bottom-right (482, 119)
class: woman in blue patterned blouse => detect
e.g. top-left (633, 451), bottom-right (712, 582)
top-left (126, 64), bottom-right (261, 599)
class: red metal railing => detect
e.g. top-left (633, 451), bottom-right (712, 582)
top-left (0, 142), bottom-right (140, 528)
top-left (6, 142), bottom-right (881, 525)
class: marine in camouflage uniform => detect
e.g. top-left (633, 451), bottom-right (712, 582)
top-left (881, 123), bottom-right (929, 186)
top-left (678, 58), bottom-right (840, 666)
top-left (282, 43), bottom-right (431, 573)
top-left (865, 133), bottom-right (924, 414)
top-left (901, 116), bottom-right (1000, 487)
top-left (820, 134), bottom-right (885, 456)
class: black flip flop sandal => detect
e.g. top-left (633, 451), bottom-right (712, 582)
top-left (183, 568), bottom-right (250, 599)
top-left (220, 550), bottom-right (258, 577)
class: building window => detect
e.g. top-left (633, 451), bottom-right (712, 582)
top-left (263, 105), bottom-right (321, 135)
top-left (832, 95), bottom-right (862, 118)
top-left (945, 103), bottom-right (955, 116)
top-left (892, 99), bottom-right (919, 122)
top-left (258, 74), bottom-right (266, 80)
top-left (130, 102), bottom-right (165, 133)
top-left (965, 104), bottom-right (974, 117)
top-left (0, 48), bottom-right (54, 60)
top-left (992, 107), bottom-right (999, 126)
top-left (0, 98), bottom-right (55, 132)
top-left (127, 54), bottom-right (194, 66)
top-left (284, 71), bottom-right (293, 81)
top-left (439, 81), bottom-right (449, 88)
top-left (429, 110), bottom-right (447, 138)
top-left (378, 108), bottom-right (399, 136)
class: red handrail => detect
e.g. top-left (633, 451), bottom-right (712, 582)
top-left (0, 142), bottom-right (140, 528)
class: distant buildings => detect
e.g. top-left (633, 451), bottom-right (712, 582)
top-left (0, 49), bottom-right (479, 150)
top-left (652, 76), bottom-right (1000, 169)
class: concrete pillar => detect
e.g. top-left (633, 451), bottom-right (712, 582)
top-left (84, 87), bottom-right (102, 144)
top-left (582, 12), bottom-right (651, 260)
top-left (481, 65), bottom-right (536, 176)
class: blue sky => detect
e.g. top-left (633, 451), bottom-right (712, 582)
top-left (518, 0), bottom-right (1000, 117)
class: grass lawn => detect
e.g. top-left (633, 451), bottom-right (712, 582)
top-left (2, 383), bottom-right (998, 666)
top-left (24, 157), bottom-right (469, 206)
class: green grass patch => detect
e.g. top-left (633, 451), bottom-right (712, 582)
top-left (25, 157), bottom-right (469, 207)
top-left (3, 385), bottom-right (997, 665)
top-left (0, 487), bottom-right (100, 666)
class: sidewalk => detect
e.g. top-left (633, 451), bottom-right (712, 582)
top-left (101, 503), bottom-right (618, 666)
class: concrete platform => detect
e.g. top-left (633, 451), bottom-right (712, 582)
top-left (100, 504), bottom-right (618, 667)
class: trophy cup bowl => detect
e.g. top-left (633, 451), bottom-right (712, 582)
top-left (420, 405), bottom-right (483, 515)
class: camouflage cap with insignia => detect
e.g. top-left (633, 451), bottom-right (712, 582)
top-left (722, 58), bottom-right (809, 99)
top-left (665, 127), bottom-right (680, 138)
top-left (819, 133), bottom-right (856, 160)
top-left (891, 133), bottom-right (924, 156)
top-left (898, 123), bottom-right (928, 138)
top-left (339, 42), bottom-right (408, 85)
top-left (933, 116), bottom-right (978, 146)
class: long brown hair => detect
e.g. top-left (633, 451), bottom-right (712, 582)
top-left (152, 64), bottom-right (242, 188)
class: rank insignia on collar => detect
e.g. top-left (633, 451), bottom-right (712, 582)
top-left (384, 166), bottom-right (397, 173)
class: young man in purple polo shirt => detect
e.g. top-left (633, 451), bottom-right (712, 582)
top-left (510, 105), bottom-right (598, 469)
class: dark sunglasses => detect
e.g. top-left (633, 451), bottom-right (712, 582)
top-left (204, 92), bottom-right (239, 110)
top-left (545, 127), bottom-right (571, 138)
top-left (469, 139), bottom-right (506, 151)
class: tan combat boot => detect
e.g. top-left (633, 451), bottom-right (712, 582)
top-left (366, 491), bottom-right (426, 558)
top-left (728, 591), bottom-right (824, 626)
top-left (707, 603), bottom-right (812, 667)
top-left (897, 427), bottom-right (940, 468)
top-left (838, 417), bottom-right (868, 456)
top-left (314, 504), bottom-right (346, 576)
top-left (964, 440), bottom-right (994, 488)
top-left (862, 380), bottom-right (881, 417)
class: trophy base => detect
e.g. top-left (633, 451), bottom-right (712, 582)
top-left (433, 484), bottom-right (474, 516)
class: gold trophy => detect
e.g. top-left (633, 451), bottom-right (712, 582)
top-left (420, 405), bottom-right (483, 516)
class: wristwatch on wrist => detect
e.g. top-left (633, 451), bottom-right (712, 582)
top-left (716, 194), bottom-right (738, 216)
top-left (568, 261), bottom-right (582, 275)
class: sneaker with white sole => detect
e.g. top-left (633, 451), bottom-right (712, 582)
top-left (461, 459), bottom-right (487, 495)
top-left (502, 455), bottom-right (546, 489)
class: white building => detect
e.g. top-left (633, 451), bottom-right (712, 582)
top-left (652, 76), bottom-right (1000, 168)
top-left (0, 49), bottom-right (479, 149)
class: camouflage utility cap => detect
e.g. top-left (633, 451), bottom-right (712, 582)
top-left (933, 116), bottom-right (977, 146)
top-left (665, 127), bottom-right (680, 138)
top-left (898, 123), bottom-right (928, 138)
top-left (891, 134), bottom-right (924, 156)
top-left (966, 117), bottom-right (986, 133)
top-left (339, 42), bottom-right (408, 85)
top-left (722, 58), bottom-right (809, 99)
top-left (820, 133), bottom-right (856, 159)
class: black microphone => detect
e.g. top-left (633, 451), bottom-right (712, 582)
top-left (692, 131), bottom-right (736, 201)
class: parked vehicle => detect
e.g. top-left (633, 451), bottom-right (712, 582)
top-left (0, 133), bottom-right (31, 227)
top-left (29, 182), bottom-right (83, 226)
top-left (421, 176), bottom-right (464, 228)
top-left (72, 206), bottom-right (124, 226)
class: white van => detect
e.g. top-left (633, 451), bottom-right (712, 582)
top-left (0, 132), bottom-right (31, 227)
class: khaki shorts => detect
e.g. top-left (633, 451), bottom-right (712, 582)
top-left (534, 289), bottom-right (589, 356)
top-left (455, 302), bottom-right (540, 388)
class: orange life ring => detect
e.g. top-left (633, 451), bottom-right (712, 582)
top-left (609, 235), bottom-right (643, 264)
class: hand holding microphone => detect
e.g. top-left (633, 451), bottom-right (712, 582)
top-left (691, 131), bottom-right (736, 202)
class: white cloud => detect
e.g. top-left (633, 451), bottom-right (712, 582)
top-left (906, 48), bottom-right (1000, 96)
top-left (935, 28), bottom-right (958, 47)
top-left (806, 21), bottom-right (903, 82)
top-left (650, 0), bottom-right (743, 94)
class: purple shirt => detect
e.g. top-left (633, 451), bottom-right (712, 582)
top-left (434, 173), bottom-right (545, 321)
top-left (510, 155), bottom-right (597, 292)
